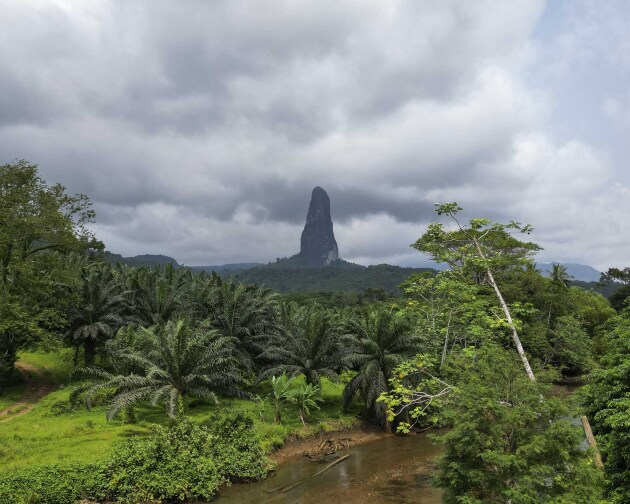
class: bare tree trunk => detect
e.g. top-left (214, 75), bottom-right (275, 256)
top-left (473, 238), bottom-right (536, 381)
top-left (581, 415), bottom-right (604, 469)
top-left (275, 405), bottom-right (281, 424)
top-left (440, 312), bottom-right (452, 370)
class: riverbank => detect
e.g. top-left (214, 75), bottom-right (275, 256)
top-left (217, 428), bottom-right (444, 504)
top-left (270, 422), bottom-right (388, 463)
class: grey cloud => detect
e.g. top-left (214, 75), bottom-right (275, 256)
top-left (3, 0), bottom-right (629, 268)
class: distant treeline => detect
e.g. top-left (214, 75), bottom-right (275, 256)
top-left (107, 252), bottom-right (621, 298)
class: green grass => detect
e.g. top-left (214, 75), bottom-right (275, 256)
top-left (19, 348), bottom-right (75, 384)
top-left (0, 349), bottom-right (73, 411)
top-left (0, 388), bottom-right (153, 469)
top-left (0, 351), bottom-right (360, 470)
top-left (0, 385), bottom-right (26, 410)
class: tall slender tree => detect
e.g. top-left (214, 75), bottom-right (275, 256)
top-left (413, 203), bottom-right (540, 381)
top-left (550, 263), bottom-right (573, 288)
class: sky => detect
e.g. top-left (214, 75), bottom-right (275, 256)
top-left (1, 0), bottom-right (630, 270)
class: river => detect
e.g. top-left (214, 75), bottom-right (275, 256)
top-left (215, 383), bottom-right (583, 503)
top-left (215, 431), bottom-right (444, 504)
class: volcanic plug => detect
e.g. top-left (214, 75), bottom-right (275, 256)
top-left (299, 186), bottom-right (339, 265)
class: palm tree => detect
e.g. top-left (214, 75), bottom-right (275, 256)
top-left (293, 382), bottom-right (323, 426)
top-left (267, 372), bottom-right (296, 424)
top-left (68, 263), bottom-right (129, 365)
top-left (126, 264), bottom-right (190, 327)
top-left (258, 303), bottom-right (346, 385)
top-left (343, 308), bottom-right (421, 432)
top-left (206, 278), bottom-right (278, 371)
top-left (550, 263), bottom-right (573, 288)
top-left (182, 271), bottom-right (219, 320)
top-left (80, 319), bottom-right (246, 419)
top-left (524, 262), bottom-right (539, 274)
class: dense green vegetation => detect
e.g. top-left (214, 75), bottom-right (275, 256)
top-left (234, 256), bottom-right (435, 293)
top-left (3, 161), bottom-right (630, 503)
top-left (434, 347), bottom-right (603, 504)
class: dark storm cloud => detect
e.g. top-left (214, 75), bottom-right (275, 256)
top-left (1, 1), bottom-right (628, 268)
top-left (0, 75), bottom-right (59, 127)
top-left (327, 187), bottom-right (436, 224)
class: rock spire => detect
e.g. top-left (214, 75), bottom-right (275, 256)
top-left (299, 186), bottom-right (339, 265)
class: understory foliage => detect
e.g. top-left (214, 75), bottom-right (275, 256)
top-left (0, 413), bottom-right (269, 504)
top-left (436, 346), bottom-right (604, 504)
top-left (204, 410), bottom-right (271, 481)
top-left (105, 419), bottom-right (223, 504)
top-left (583, 312), bottom-right (630, 503)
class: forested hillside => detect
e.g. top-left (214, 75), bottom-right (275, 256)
top-left (234, 259), bottom-right (435, 293)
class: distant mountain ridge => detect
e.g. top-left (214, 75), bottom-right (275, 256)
top-left (104, 253), bottom-right (263, 273)
top-left (105, 253), bottom-right (181, 267)
top-left (189, 263), bottom-right (263, 274)
top-left (235, 259), bottom-right (433, 293)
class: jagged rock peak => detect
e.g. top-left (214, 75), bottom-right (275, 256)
top-left (299, 186), bottom-right (339, 265)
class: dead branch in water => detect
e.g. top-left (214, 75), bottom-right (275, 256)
top-left (265, 454), bottom-right (351, 494)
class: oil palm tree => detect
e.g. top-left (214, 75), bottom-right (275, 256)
top-left (206, 278), bottom-right (278, 371)
top-left (67, 263), bottom-right (129, 365)
top-left (80, 319), bottom-right (246, 419)
top-left (126, 264), bottom-right (190, 327)
top-left (343, 307), bottom-right (421, 431)
top-left (258, 303), bottom-right (346, 385)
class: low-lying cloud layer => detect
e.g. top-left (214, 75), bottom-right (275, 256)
top-left (1, 0), bottom-right (629, 269)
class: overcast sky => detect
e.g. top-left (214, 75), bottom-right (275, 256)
top-left (2, 1), bottom-right (629, 269)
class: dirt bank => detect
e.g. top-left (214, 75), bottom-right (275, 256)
top-left (270, 423), bottom-right (389, 463)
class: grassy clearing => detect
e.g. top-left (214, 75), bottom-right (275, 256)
top-left (18, 349), bottom-right (74, 384)
top-left (0, 385), bottom-right (26, 410)
top-left (1, 350), bottom-right (73, 410)
top-left (0, 351), bottom-right (360, 470)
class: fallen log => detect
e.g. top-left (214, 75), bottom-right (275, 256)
top-left (265, 454), bottom-right (351, 494)
top-left (581, 415), bottom-right (604, 469)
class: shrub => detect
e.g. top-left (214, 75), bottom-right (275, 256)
top-left (0, 413), bottom-right (270, 503)
top-left (0, 463), bottom-right (107, 504)
top-left (206, 410), bottom-right (272, 481)
top-left (104, 418), bottom-right (222, 503)
top-left (46, 399), bottom-right (74, 416)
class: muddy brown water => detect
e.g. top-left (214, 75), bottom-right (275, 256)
top-left (214, 383), bottom-right (582, 504)
top-left (215, 431), bottom-right (444, 504)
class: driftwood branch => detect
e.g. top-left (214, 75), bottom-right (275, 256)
top-left (266, 454), bottom-right (351, 494)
